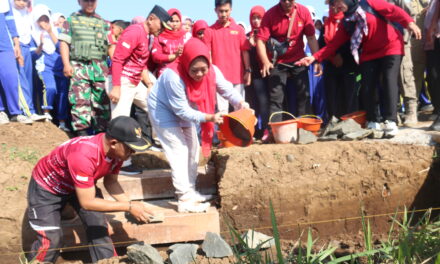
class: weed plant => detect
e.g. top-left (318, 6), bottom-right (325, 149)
top-left (228, 203), bottom-right (440, 264)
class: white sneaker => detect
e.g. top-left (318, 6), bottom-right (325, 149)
top-left (192, 191), bottom-right (214, 202)
top-left (59, 122), bottom-right (70, 132)
top-left (43, 112), bottom-right (53, 121)
top-left (30, 113), bottom-right (46, 122)
top-left (177, 200), bottom-right (210, 213)
top-left (383, 120), bottom-right (398, 138)
top-left (0, 112), bottom-right (9, 125)
top-left (10, 114), bottom-right (33, 124)
top-left (366, 121), bottom-right (382, 130)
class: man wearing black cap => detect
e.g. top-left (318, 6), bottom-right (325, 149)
top-left (109, 5), bottom-right (171, 174)
top-left (26, 116), bottom-right (153, 263)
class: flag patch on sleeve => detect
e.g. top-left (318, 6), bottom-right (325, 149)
top-left (76, 175), bottom-right (89, 182)
top-left (122, 42), bottom-right (131, 49)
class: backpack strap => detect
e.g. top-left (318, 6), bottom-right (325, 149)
top-left (359, 0), bottom-right (404, 35)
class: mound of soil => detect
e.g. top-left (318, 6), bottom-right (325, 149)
top-left (213, 142), bottom-right (440, 242)
top-left (0, 122), bottom-right (69, 263)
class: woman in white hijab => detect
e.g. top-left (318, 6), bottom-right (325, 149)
top-left (32, 4), bottom-right (71, 132)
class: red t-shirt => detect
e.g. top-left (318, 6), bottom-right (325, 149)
top-left (207, 18), bottom-right (249, 84)
top-left (151, 34), bottom-right (186, 76)
top-left (313, 0), bottom-right (413, 63)
top-left (112, 23), bottom-right (150, 86)
top-left (258, 3), bottom-right (315, 64)
top-left (32, 133), bottom-right (123, 195)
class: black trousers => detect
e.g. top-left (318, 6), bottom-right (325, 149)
top-left (245, 77), bottom-right (270, 139)
top-left (26, 178), bottom-right (115, 263)
top-left (133, 105), bottom-right (154, 146)
top-left (324, 62), bottom-right (360, 118)
top-left (426, 39), bottom-right (440, 114)
top-left (268, 64), bottom-right (311, 122)
top-left (360, 55), bottom-right (402, 122)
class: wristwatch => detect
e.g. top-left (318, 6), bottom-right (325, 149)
top-left (245, 68), bottom-right (252, 73)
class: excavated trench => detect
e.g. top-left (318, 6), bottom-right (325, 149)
top-left (211, 141), bottom-right (440, 242)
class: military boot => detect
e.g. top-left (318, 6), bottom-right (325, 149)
top-left (403, 101), bottom-right (418, 127)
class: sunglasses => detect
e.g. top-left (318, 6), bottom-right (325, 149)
top-left (281, 0), bottom-right (294, 2)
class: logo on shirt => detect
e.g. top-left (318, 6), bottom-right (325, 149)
top-left (122, 42), bottom-right (131, 49)
top-left (134, 128), bottom-right (142, 139)
top-left (298, 21), bottom-right (304, 28)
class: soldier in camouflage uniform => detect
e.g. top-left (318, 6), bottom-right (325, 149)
top-left (59, 0), bottom-right (110, 136)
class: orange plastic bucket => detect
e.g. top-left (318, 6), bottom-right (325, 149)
top-left (217, 131), bottom-right (235, 148)
top-left (219, 109), bottom-right (256, 147)
top-left (297, 115), bottom-right (322, 135)
top-left (268, 111), bottom-right (298, 144)
top-left (340, 111), bottom-right (367, 128)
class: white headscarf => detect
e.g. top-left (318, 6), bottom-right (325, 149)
top-left (0, 0), bottom-right (10, 13)
top-left (9, 0), bottom-right (32, 44)
top-left (31, 4), bottom-right (57, 54)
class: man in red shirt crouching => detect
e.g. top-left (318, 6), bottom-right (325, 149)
top-left (26, 116), bottom-right (153, 263)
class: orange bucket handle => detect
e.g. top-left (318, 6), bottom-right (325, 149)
top-left (298, 115), bottom-right (322, 121)
top-left (269, 111), bottom-right (296, 124)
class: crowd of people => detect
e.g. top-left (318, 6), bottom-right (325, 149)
top-left (1, 0), bottom-right (439, 262)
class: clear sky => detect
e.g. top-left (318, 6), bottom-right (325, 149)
top-left (33, 0), bottom-right (328, 26)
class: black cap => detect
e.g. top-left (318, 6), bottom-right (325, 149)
top-left (148, 5), bottom-right (172, 30)
top-left (106, 116), bottom-right (150, 152)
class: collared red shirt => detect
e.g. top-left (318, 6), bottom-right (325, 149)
top-left (206, 18), bottom-right (249, 84)
top-left (32, 133), bottom-right (123, 195)
top-left (112, 23), bottom-right (150, 86)
top-left (258, 3), bottom-right (315, 64)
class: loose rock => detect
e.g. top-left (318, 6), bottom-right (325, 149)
top-left (342, 130), bottom-right (373, 141)
top-left (320, 116), bottom-right (339, 137)
top-left (241, 230), bottom-right (275, 249)
top-left (369, 130), bottom-right (385, 139)
top-left (330, 119), bottom-right (362, 137)
top-left (201, 232), bottom-right (233, 258)
top-left (297, 129), bottom-right (318, 144)
top-left (318, 134), bottom-right (339, 141)
top-left (169, 244), bottom-right (198, 264)
top-left (127, 243), bottom-right (164, 264)
top-left (286, 154), bottom-right (295, 162)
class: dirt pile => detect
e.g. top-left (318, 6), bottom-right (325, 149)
top-left (213, 142), bottom-right (440, 242)
top-left (0, 123), bottom-right (69, 263)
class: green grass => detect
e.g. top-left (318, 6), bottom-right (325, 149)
top-left (227, 205), bottom-right (440, 264)
top-left (1, 143), bottom-right (39, 164)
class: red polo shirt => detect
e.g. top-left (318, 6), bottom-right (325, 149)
top-left (313, 0), bottom-right (413, 63)
top-left (112, 23), bottom-right (150, 86)
top-left (207, 18), bottom-right (249, 84)
top-left (258, 3), bottom-right (315, 64)
top-left (32, 133), bottom-right (123, 195)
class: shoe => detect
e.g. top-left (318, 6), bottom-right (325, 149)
top-left (177, 200), bottom-right (210, 213)
top-left (403, 113), bottom-right (418, 127)
top-left (420, 104), bottom-right (434, 113)
top-left (59, 122), bottom-right (70, 132)
top-left (30, 113), bottom-right (46, 122)
top-left (10, 114), bottom-right (33, 124)
top-left (43, 112), bottom-right (53, 121)
top-left (119, 164), bottom-right (143, 175)
top-left (383, 120), bottom-right (398, 138)
top-left (366, 121), bottom-right (382, 131)
top-left (0, 111), bottom-right (9, 125)
top-left (429, 116), bottom-right (440, 131)
top-left (192, 191), bottom-right (214, 202)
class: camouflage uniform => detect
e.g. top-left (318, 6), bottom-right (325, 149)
top-left (58, 11), bottom-right (110, 133)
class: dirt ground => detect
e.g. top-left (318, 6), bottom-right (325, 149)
top-left (214, 141), bottom-right (440, 244)
top-left (0, 122), bottom-right (69, 263)
top-left (1, 122), bottom-right (440, 263)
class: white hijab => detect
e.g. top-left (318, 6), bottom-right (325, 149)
top-left (0, 0), bottom-right (10, 13)
top-left (9, 0), bottom-right (32, 45)
top-left (31, 4), bottom-right (57, 54)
